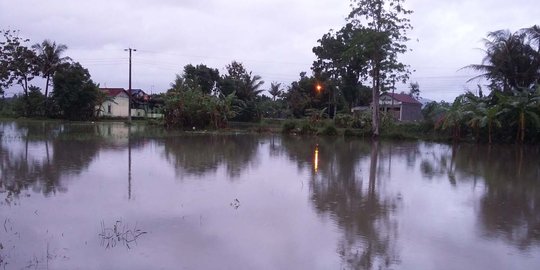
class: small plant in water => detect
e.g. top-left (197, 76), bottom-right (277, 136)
top-left (98, 220), bottom-right (147, 249)
top-left (230, 198), bottom-right (240, 209)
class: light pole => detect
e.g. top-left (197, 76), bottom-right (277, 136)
top-left (125, 48), bottom-right (136, 123)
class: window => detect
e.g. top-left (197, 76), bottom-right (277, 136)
top-left (107, 105), bottom-right (112, 113)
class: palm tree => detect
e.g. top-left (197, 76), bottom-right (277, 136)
top-left (520, 25), bottom-right (540, 85)
top-left (481, 106), bottom-right (503, 144)
top-left (237, 73), bottom-right (264, 101)
top-left (521, 25), bottom-right (540, 52)
top-left (268, 82), bottom-right (282, 101)
top-left (32, 40), bottom-right (70, 104)
top-left (464, 29), bottom-right (539, 93)
top-left (438, 95), bottom-right (468, 141)
top-left (498, 89), bottom-right (540, 143)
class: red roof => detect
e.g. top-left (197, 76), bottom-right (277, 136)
top-left (383, 93), bottom-right (421, 104)
top-left (100, 88), bottom-right (127, 97)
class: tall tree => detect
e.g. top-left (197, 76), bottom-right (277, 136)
top-left (284, 72), bottom-right (328, 117)
top-left (32, 40), bottom-right (70, 106)
top-left (236, 74), bottom-right (264, 102)
top-left (218, 61), bottom-right (264, 121)
top-left (182, 64), bottom-right (220, 95)
top-left (218, 61), bottom-right (250, 97)
top-left (313, 23), bottom-right (370, 110)
top-left (348, 0), bottom-right (413, 136)
top-left (465, 28), bottom-right (540, 93)
top-left (52, 62), bottom-right (99, 120)
top-left (0, 30), bottom-right (39, 115)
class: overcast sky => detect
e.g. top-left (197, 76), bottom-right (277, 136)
top-left (1, 0), bottom-right (538, 101)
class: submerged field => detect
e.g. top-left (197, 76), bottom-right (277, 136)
top-left (1, 121), bottom-right (539, 269)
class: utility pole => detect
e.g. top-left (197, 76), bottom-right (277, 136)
top-left (125, 48), bottom-right (137, 123)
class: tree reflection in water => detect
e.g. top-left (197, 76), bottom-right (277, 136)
top-left (420, 143), bottom-right (540, 250)
top-left (280, 136), bottom-right (400, 269)
top-left (160, 134), bottom-right (261, 179)
top-left (0, 121), bottom-right (143, 203)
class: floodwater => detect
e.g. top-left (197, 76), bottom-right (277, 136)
top-left (0, 121), bottom-right (539, 270)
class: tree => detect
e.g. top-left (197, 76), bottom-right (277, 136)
top-left (237, 73), bottom-right (264, 101)
top-left (52, 62), bottom-right (99, 120)
top-left (32, 40), bottom-right (70, 108)
top-left (408, 81), bottom-right (420, 100)
top-left (498, 89), bottom-right (540, 143)
top-left (312, 23), bottom-right (370, 111)
top-left (481, 106), bottom-right (503, 144)
top-left (437, 95), bottom-right (469, 141)
top-left (269, 82), bottom-right (282, 101)
top-left (0, 30), bottom-right (39, 115)
top-left (284, 72), bottom-right (328, 118)
top-left (182, 64), bottom-right (220, 95)
top-left (465, 28), bottom-right (540, 93)
top-left (348, 0), bottom-right (413, 136)
top-left (218, 61), bottom-right (264, 121)
top-left (218, 61), bottom-right (249, 97)
top-left (169, 74), bottom-right (189, 92)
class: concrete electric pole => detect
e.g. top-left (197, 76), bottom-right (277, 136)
top-left (125, 48), bottom-right (136, 123)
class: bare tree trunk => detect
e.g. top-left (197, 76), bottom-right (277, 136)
top-left (372, 66), bottom-right (380, 137)
top-left (44, 75), bottom-right (50, 115)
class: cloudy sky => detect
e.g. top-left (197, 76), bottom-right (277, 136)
top-left (1, 0), bottom-right (538, 101)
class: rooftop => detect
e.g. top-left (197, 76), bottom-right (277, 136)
top-left (383, 93), bottom-right (421, 104)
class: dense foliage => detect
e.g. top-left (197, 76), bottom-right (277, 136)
top-left (1, 30), bottom-right (98, 120)
top-left (1, 22), bottom-right (539, 144)
top-left (52, 62), bottom-right (99, 120)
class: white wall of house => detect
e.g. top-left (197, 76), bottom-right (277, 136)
top-left (98, 93), bottom-right (129, 117)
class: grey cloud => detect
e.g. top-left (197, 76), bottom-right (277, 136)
top-left (1, 0), bottom-right (538, 101)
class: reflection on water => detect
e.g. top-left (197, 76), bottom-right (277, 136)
top-left (0, 121), bottom-right (539, 269)
top-left (279, 137), bottom-right (399, 269)
top-left (160, 134), bottom-right (262, 179)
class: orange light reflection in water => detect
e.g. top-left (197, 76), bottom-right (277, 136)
top-left (313, 145), bottom-right (319, 173)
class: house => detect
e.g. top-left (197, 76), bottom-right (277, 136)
top-left (128, 89), bottom-right (163, 118)
top-left (97, 88), bottom-right (130, 117)
top-left (97, 88), bottom-right (163, 119)
top-left (379, 93), bottom-right (423, 122)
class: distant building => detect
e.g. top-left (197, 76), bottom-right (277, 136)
top-left (97, 88), bottom-right (130, 117)
top-left (379, 93), bottom-right (423, 122)
top-left (97, 88), bottom-right (163, 119)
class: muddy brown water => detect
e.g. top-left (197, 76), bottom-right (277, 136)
top-left (1, 121), bottom-right (539, 269)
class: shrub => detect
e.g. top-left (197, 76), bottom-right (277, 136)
top-left (343, 129), bottom-right (355, 137)
top-left (320, 124), bottom-right (338, 136)
top-left (163, 89), bottom-right (234, 129)
top-left (282, 120), bottom-right (296, 134)
top-left (299, 122), bottom-right (317, 135)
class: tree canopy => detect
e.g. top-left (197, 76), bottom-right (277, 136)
top-left (52, 62), bottom-right (99, 120)
top-left (465, 26), bottom-right (540, 93)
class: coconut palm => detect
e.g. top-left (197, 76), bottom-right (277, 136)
top-left (269, 82), bottom-right (282, 101)
top-left (236, 73), bottom-right (264, 102)
top-left (521, 25), bottom-right (540, 52)
top-left (32, 40), bottom-right (70, 104)
top-left (464, 29), bottom-right (539, 93)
